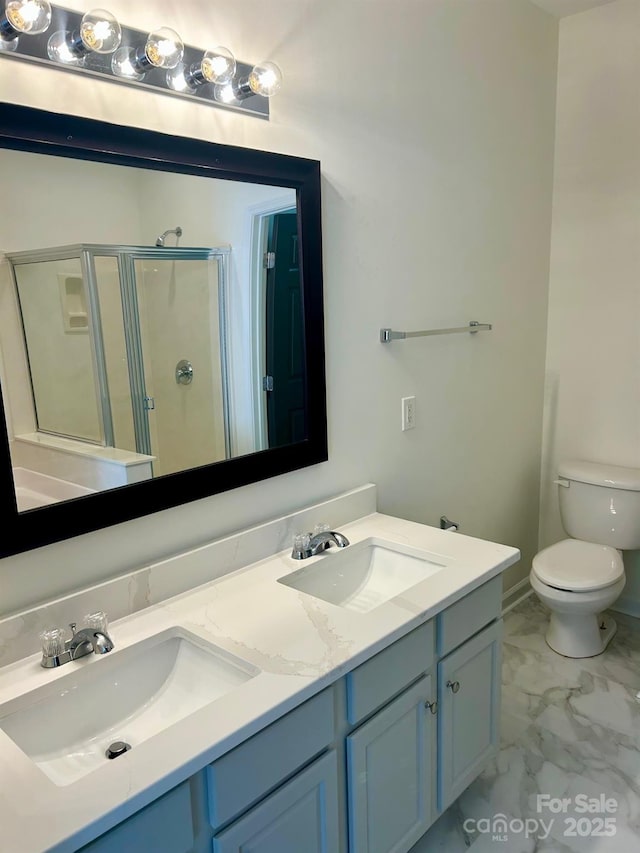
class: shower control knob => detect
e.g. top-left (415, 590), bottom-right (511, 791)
top-left (175, 359), bottom-right (194, 385)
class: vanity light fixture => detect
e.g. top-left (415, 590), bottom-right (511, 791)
top-left (0, 0), bottom-right (51, 51)
top-left (0, 3), bottom-right (281, 118)
top-left (47, 8), bottom-right (121, 66)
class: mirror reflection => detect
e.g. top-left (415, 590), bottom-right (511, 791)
top-left (0, 149), bottom-right (302, 512)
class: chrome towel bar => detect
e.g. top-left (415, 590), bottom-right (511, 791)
top-left (380, 320), bottom-right (492, 343)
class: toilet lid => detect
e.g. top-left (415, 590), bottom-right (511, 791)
top-left (532, 539), bottom-right (624, 591)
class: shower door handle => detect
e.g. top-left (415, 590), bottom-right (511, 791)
top-left (143, 396), bottom-right (155, 411)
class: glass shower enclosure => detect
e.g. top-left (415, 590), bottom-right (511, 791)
top-left (9, 244), bottom-right (231, 478)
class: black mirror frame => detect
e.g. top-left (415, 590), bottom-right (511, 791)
top-left (0, 104), bottom-right (327, 558)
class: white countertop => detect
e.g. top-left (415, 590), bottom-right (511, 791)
top-left (0, 512), bottom-right (519, 853)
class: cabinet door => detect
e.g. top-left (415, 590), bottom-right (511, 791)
top-left (347, 675), bottom-right (436, 853)
top-left (213, 750), bottom-right (339, 853)
top-left (438, 619), bottom-right (502, 812)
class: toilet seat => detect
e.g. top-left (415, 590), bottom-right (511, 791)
top-left (532, 539), bottom-right (624, 592)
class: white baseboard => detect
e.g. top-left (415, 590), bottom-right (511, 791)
top-left (502, 576), bottom-right (533, 615)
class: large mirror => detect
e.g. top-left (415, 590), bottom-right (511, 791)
top-left (0, 104), bottom-right (327, 557)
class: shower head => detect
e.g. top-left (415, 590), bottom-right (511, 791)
top-left (155, 226), bottom-right (183, 247)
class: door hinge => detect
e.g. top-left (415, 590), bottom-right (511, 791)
top-left (263, 251), bottom-right (276, 270)
top-left (143, 396), bottom-right (155, 411)
top-left (262, 376), bottom-right (274, 392)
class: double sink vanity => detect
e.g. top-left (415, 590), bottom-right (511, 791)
top-left (0, 506), bottom-right (519, 853)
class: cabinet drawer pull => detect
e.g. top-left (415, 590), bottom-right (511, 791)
top-left (424, 699), bottom-right (438, 715)
top-left (447, 680), bottom-right (460, 694)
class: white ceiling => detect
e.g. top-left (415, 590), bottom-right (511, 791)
top-left (528, 0), bottom-right (618, 17)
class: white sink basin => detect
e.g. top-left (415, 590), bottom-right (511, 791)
top-left (278, 537), bottom-right (449, 612)
top-left (0, 628), bottom-right (258, 786)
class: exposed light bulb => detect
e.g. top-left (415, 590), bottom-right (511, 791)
top-left (144, 26), bottom-right (183, 69)
top-left (213, 81), bottom-right (238, 104)
top-left (47, 8), bottom-right (121, 66)
top-left (47, 29), bottom-right (85, 65)
top-left (166, 61), bottom-right (196, 94)
top-left (111, 45), bottom-right (144, 80)
top-left (171, 46), bottom-right (236, 93)
top-left (0, 32), bottom-right (17, 49)
top-left (4, 0), bottom-right (51, 34)
top-left (114, 25), bottom-right (183, 78)
top-left (200, 47), bottom-right (235, 84)
top-left (0, 0), bottom-right (50, 48)
top-left (79, 8), bottom-right (121, 54)
top-left (230, 60), bottom-right (283, 102)
top-left (248, 61), bottom-right (282, 97)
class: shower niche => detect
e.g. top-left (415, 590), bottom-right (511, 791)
top-left (8, 243), bottom-right (231, 480)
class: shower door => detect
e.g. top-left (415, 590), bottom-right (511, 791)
top-left (11, 248), bottom-right (113, 446)
top-left (122, 250), bottom-right (230, 477)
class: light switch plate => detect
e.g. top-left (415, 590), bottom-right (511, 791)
top-left (402, 396), bottom-right (416, 431)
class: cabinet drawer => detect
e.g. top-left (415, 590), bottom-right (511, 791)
top-left (437, 576), bottom-right (501, 657)
top-left (207, 687), bottom-right (335, 829)
top-left (79, 781), bottom-right (193, 853)
top-left (213, 751), bottom-right (340, 853)
top-left (346, 621), bottom-right (434, 725)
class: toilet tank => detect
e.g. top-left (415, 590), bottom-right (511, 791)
top-left (558, 459), bottom-right (640, 549)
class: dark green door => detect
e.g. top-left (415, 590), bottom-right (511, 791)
top-left (265, 212), bottom-right (306, 447)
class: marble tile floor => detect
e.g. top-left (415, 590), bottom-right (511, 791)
top-left (411, 595), bottom-right (640, 852)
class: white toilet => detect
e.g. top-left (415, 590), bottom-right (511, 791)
top-left (530, 459), bottom-right (640, 658)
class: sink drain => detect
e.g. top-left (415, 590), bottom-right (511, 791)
top-left (106, 740), bottom-right (131, 759)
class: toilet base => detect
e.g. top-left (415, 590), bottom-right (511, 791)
top-left (546, 613), bottom-right (617, 658)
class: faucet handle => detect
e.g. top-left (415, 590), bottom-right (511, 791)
top-left (313, 522), bottom-right (330, 535)
top-left (84, 611), bottom-right (109, 633)
top-left (291, 532), bottom-right (311, 560)
top-left (40, 627), bottom-right (66, 658)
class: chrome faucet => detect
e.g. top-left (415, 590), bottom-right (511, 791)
top-left (291, 529), bottom-right (350, 559)
top-left (68, 626), bottom-right (114, 660)
top-left (40, 612), bottom-right (114, 668)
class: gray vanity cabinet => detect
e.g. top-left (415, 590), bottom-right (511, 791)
top-left (344, 576), bottom-right (503, 853)
top-left (213, 751), bottom-right (339, 853)
top-left (347, 676), bottom-right (436, 853)
top-left (437, 619), bottom-right (502, 812)
top-left (75, 577), bottom-right (504, 853)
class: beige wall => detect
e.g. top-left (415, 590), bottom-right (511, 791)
top-left (0, 0), bottom-right (558, 615)
top-left (0, 150), bottom-right (144, 251)
top-left (540, 0), bottom-right (640, 611)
